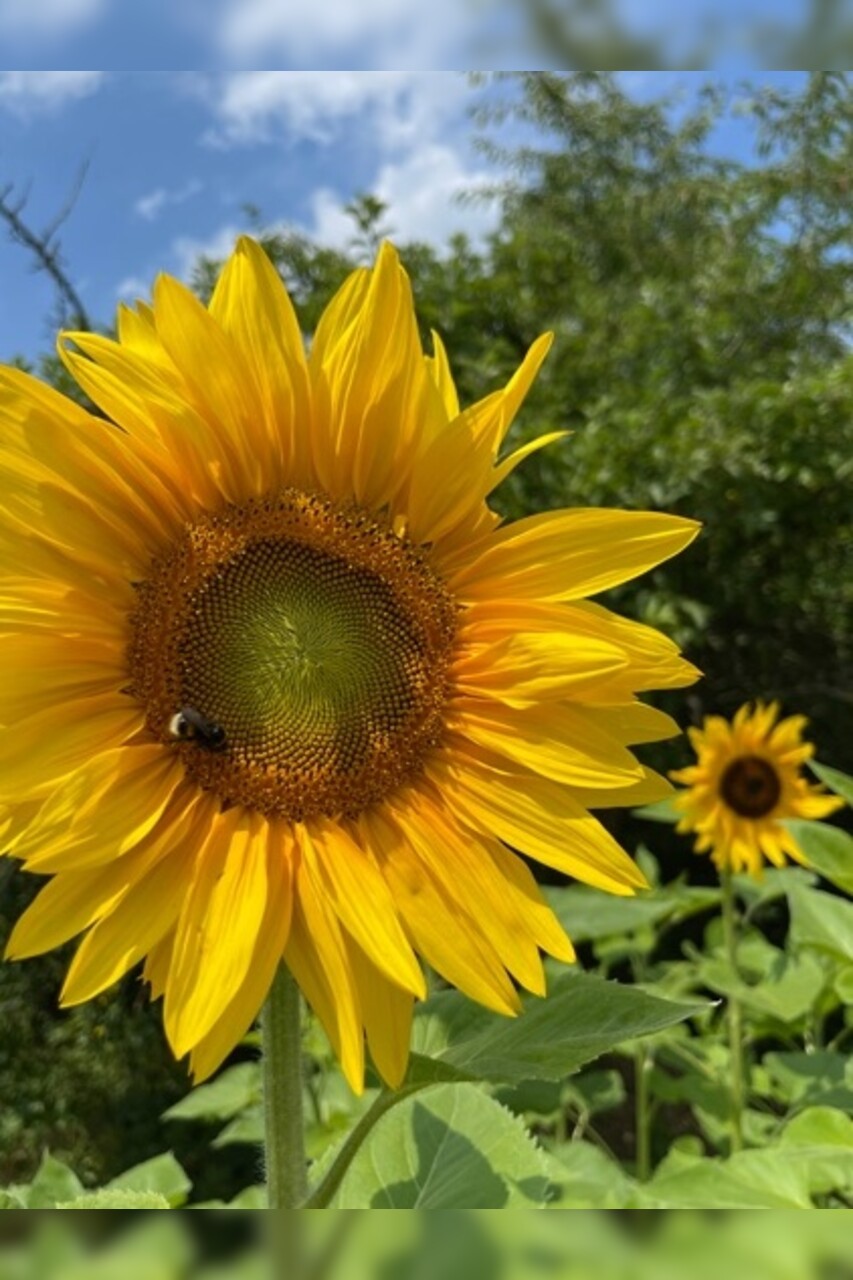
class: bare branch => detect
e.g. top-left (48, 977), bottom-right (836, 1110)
top-left (0, 166), bottom-right (92, 332)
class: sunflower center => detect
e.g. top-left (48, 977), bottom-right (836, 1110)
top-left (719, 755), bottom-right (782, 819)
top-left (129, 491), bottom-right (457, 820)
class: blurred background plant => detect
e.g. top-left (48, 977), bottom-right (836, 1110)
top-left (1, 71), bottom-right (851, 1206)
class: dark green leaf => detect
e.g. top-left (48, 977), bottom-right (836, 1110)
top-left (410, 971), bottom-right (706, 1085)
top-left (785, 819), bottom-right (853, 895)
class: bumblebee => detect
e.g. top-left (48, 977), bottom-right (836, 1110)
top-left (168, 707), bottom-right (227, 751)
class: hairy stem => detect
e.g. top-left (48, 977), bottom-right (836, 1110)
top-left (721, 868), bottom-right (745, 1153)
top-left (635, 1044), bottom-right (652, 1181)
top-left (262, 964), bottom-right (308, 1208)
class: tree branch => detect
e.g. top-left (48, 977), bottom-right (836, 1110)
top-left (0, 164), bottom-right (92, 332)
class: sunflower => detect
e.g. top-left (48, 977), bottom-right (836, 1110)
top-left (1, 238), bottom-right (699, 1091)
top-left (671, 701), bottom-right (844, 877)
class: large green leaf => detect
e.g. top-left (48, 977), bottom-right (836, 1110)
top-left (788, 882), bottom-right (853, 963)
top-left (632, 796), bottom-right (681, 824)
top-left (808, 760), bottom-right (853, 807)
top-left (641, 1145), bottom-right (814, 1209)
top-left (24, 1152), bottom-right (84, 1209)
top-left (58, 1190), bottom-right (171, 1209)
top-left (764, 1051), bottom-right (853, 1113)
top-left (106, 1152), bottom-right (191, 1208)
top-left (546, 881), bottom-right (718, 945)
top-left (785, 819), bottom-right (853, 895)
top-left (409, 971), bottom-right (706, 1086)
top-left (326, 1083), bottom-right (549, 1208)
top-left (695, 946), bottom-right (827, 1023)
top-left (163, 1061), bottom-right (259, 1123)
top-left (544, 1140), bottom-right (635, 1208)
top-left (776, 1107), bottom-right (853, 1197)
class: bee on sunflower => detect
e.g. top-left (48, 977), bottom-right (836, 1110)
top-left (1, 238), bottom-right (699, 1099)
top-left (671, 701), bottom-right (844, 879)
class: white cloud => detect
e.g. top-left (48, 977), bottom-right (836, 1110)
top-left (0, 72), bottom-right (105, 115)
top-left (0, 0), bottom-right (105, 37)
top-left (169, 143), bottom-right (498, 291)
top-left (197, 72), bottom-right (469, 150)
top-left (172, 224), bottom-right (243, 281)
top-left (116, 275), bottom-right (151, 301)
top-left (134, 180), bottom-right (202, 222)
top-left (310, 145), bottom-right (499, 251)
top-left (202, 0), bottom-right (472, 68)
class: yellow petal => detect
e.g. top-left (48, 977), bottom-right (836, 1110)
top-left (344, 936), bottom-right (415, 1090)
top-left (487, 842), bottom-right (576, 963)
top-left (567, 766), bottom-right (674, 810)
top-left (143, 929), bottom-right (175, 1002)
top-left (455, 628), bottom-right (627, 706)
top-left (7, 791), bottom-right (207, 958)
top-left (452, 703), bottom-right (643, 789)
top-left (285, 855), bottom-right (364, 1094)
top-left (310, 242), bottom-right (440, 511)
top-left (362, 804), bottom-right (521, 1016)
top-left (446, 509), bottom-right (700, 602)
top-left (60, 834), bottom-right (197, 1005)
top-left (209, 236), bottom-right (314, 489)
top-left (165, 807), bottom-right (270, 1056)
top-left (424, 330), bottom-right (459, 419)
top-left (432, 751), bottom-right (647, 894)
top-left (0, 695), bottom-right (144, 803)
top-left (300, 819), bottom-right (425, 998)
top-left (188, 829), bottom-right (293, 1081)
top-left (406, 334), bottom-right (552, 545)
top-left (391, 793), bottom-right (546, 995)
top-left (0, 634), bottom-right (123, 722)
top-left (13, 747), bottom-right (186, 872)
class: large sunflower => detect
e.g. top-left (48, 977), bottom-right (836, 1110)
top-left (1, 239), bottom-right (698, 1091)
top-left (671, 701), bottom-right (844, 877)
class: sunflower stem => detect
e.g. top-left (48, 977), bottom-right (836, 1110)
top-left (720, 868), bottom-right (745, 1153)
top-left (262, 964), bottom-right (308, 1209)
top-left (635, 1044), bottom-right (652, 1181)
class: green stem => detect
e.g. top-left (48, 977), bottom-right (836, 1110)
top-left (262, 964), bottom-right (308, 1209)
top-left (721, 868), bottom-right (745, 1154)
top-left (635, 1045), bottom-right (652, 1181)
top-left (303, 1083), bottom-right (427, 1209)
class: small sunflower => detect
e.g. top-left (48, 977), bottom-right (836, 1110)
top-left (1, 239), bottom-right (699, 1090)
top-left (671, 701), bottom-right (844, 877)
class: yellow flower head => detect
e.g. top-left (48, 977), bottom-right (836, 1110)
top-left (1, 239), bottom-right (699, 1090)
top-left (671, 701), bottom-right (844, 878)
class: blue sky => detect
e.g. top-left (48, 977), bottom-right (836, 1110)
top-left (0, 0), bottom-right (830, 72)
top-left (0, 70), bottom-right (808, 364)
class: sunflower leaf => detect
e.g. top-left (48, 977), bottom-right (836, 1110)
top-left (546, 882), bottom-right (719, 944)
top-left (24, 1152), bottom-right (84, 1209)
top-left (162, 1062), bottom-right (260, 1123)
top-left (784, 819), bottom-right (853, 895)
top-left (409, 971), bottom-right (706, 1085)
top-left (57, 1190), bottom-right (171, 1210)
top-left (788, 883), bottom-right (853, 965)
top-left (106, 1152), bottom-right (191, 1208)
top-left (637, 1146), bottom-right (815, 1209)
top-left (808, 760), bottom-right (853, 807)
top-left (632, 796), bottom-right (681, 823)
top-left (321, 1083), bottom-right (550, 1208)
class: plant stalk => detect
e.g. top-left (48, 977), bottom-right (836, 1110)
top-left (635, 1044), bottom-right (652, 1181)
top-left (720, 868), bottom-right (745, 1153)
top-left (262, 964), bottom-right (308, 1209)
